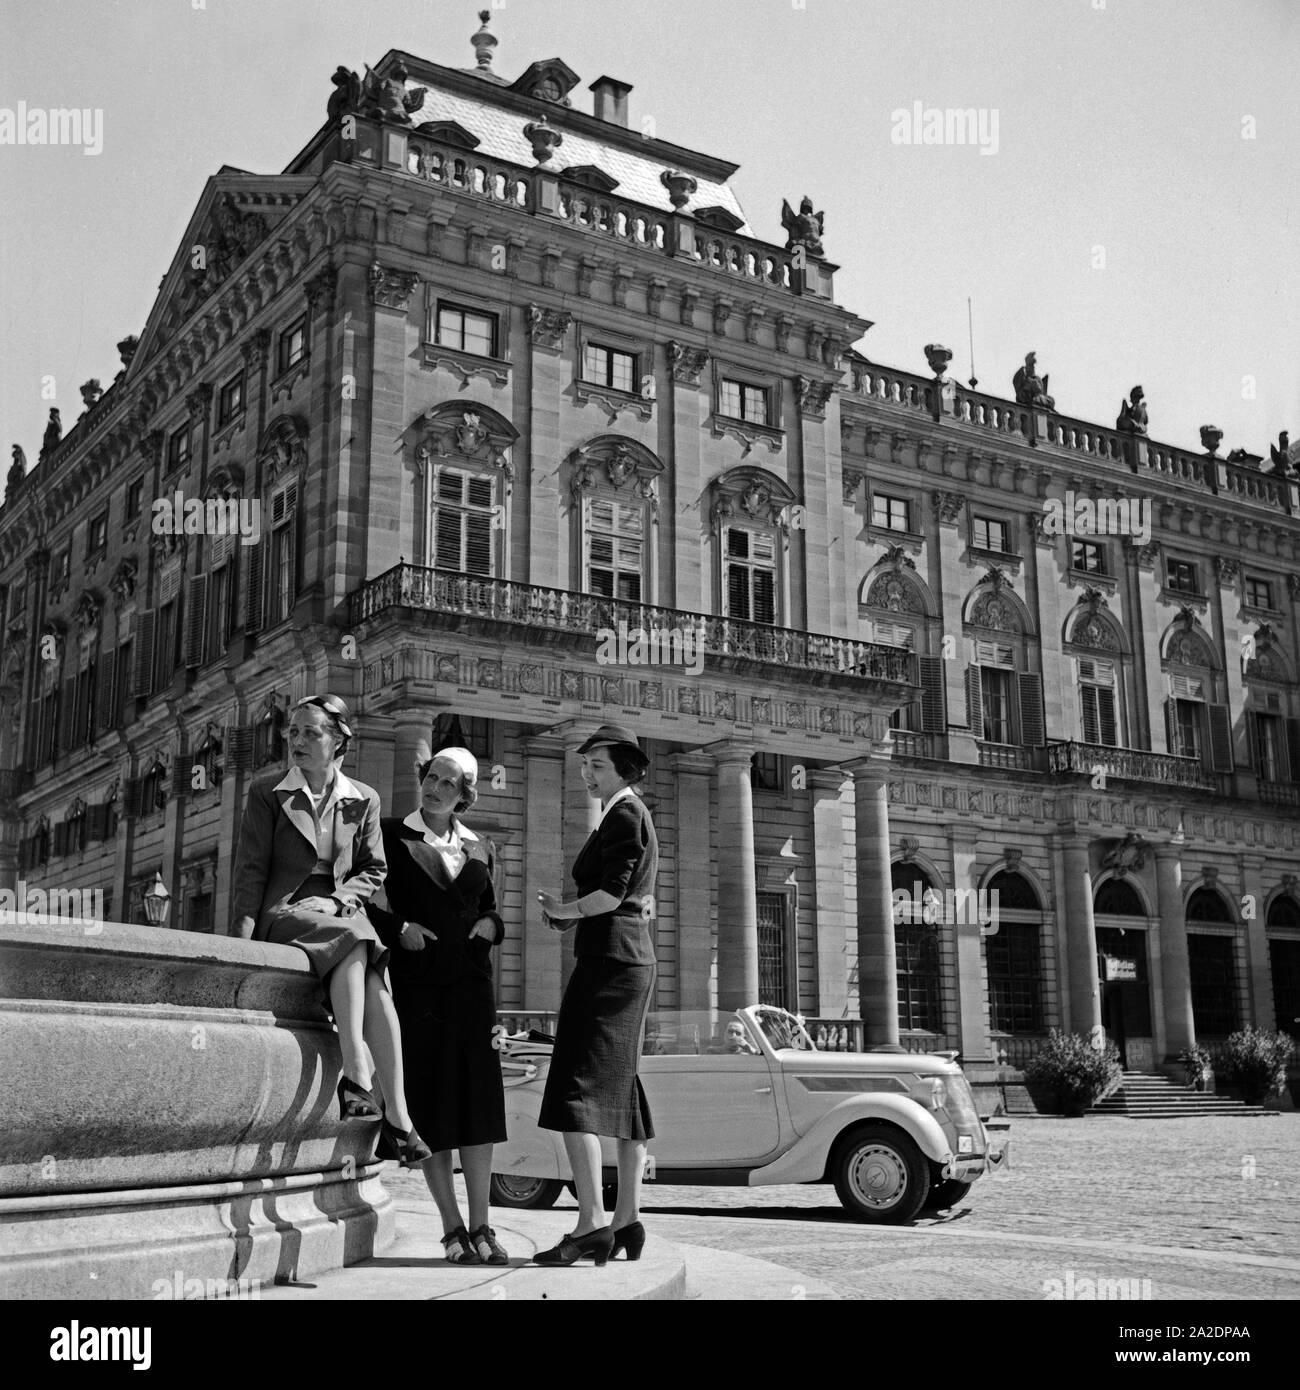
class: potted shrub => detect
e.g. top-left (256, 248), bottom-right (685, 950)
top-left (1023, 1030), bottom-right (1123, 1116)
top-left (1178, 1043), bottom-right (1214, 1092)
top-left (1216, 1028), bottom-right (1296, 1106)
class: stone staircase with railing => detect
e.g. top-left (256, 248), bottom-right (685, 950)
top-left (1089, 1071), bottom-right (1272, 1118)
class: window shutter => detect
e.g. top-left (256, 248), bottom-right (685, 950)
top-left (918, 655), bottom-right (945, 733)
top-left (465, 511), bottom-right (493, 576)
top-left (130, 611), bottom-right (156, 698)
top-left (726, 560), bottom-right (749, 621)
top-left (225, 724), bottom-right (254, 772)
top-left (58, 677), bottom-right (77, 751)
top-left (752, 568), bottom-right (775, 625)
top-left (184, 574), bottom-right (209, 668)
top-left (86, 804), bottom-right (109, 841)
top-left (243, 539), bottom-right (265, 633)
top-left (1286, 718), bottom-right (1300, 783)
top-left (1017, 671), bottom-right (1046, 747)
top-left (96, 650), bottom-right (117, 733)
top-left (1206, 703), bottom-right (1233, 772)
top-left (1097, 686), bottom-right (1118, 747)
top-left (1246, 711), bottom-right (1259, 776)
top-left (1081, 684), bottom-right (1099, 744)
top-left (52, 820), bottom-right (67, 857)
top-left (1164, 697), bottom-right (1179, 756)
top-left (965, 665), bottom-right (983, 736)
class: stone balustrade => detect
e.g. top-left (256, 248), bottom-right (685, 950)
top-left (0, 919), bottom-right (393, 1299)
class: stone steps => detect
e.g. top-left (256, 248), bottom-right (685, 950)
top-left (1089, 1071), bottom-right (1272, 1118)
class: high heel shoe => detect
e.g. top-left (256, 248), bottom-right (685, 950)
top-left (532, 1226), bottom-right (614, 1267)
top-left (611, 1220), bottom-right (646, 1261)
top-left (336, 1075), bottom-right (382, 1122)
top-left (378, 1116), bottom-right (432, 1168)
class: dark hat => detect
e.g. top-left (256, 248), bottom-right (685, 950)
top-left (294, 693), bottom-right (354, 741)
top-left (576, 724), bottom-right (649, 774)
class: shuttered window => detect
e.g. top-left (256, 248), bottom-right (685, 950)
top-left (724, 526), bottom-right (776, 625)
top-left (1079, 658), bottom-right (1119, 747)
top-left (432, 467), bottom-right (495, 576)
top-left (584, 497), bottom-right (643, 600)
top-left (918, 654), bottom-right (945, 733)
top-left (268, 482), bottom-right (298, 627)
top-left (979, 668), bottom-right (1013, 743)
top-left (1249, 711), bottom-right (1285, 783)
top-left (183, 574), bottom-right (209, 668)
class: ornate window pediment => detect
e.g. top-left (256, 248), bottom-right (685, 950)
top-left (694, 205), bottom-right (745, 233)
top-left (568, 438), bottom-right (663, 512)
top-left (865, 570), bottom-right (924, 615)
top-left (966, 570), bottom-right (1025, 634)
top-left (1162, 609), bottom-right (1217, 670)
top-left (709, 465), bottom-right (799, 538)
top-left (411, 119), bottom-right (480, 149)
top-left (562, 164), bottom-right (619, 193)
top-left (508, 58), bottom-right (580, 105)
top-left (416, 403), bottom-right (517, 481)
top-left (256, 415), bottom-right (307, 487)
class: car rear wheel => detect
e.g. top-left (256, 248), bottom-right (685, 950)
top-left (831, 1124), bottom-right (929, 1224)
top-left (489, 1174), bottom-right (564, 1209)
top-left (922, 1177), bottom-right (973, 1212)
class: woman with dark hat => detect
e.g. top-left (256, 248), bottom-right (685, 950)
top-left (533, 724), bottom-right (658, 1267)
top-left (369, 744), bottom-right (511, 1266)
top-left (231, 694), bottom-right (431, 1167)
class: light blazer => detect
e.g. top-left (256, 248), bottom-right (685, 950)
top-left (230, 768), bottom-right (387, 940)
top-left (571, 793), bottom-right (658, 966)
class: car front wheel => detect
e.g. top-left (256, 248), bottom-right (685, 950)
top-left (831, 1125), bottom-right (929, 1224)
top-left (489, 1173), bottom-right (564, 1209)
top-left (922, 1177), bottom-right (974, 1212)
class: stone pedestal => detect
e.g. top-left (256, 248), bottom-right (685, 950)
top-left (0, 920), bottom-right (393, 1299)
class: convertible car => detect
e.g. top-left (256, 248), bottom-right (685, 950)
top-left (488, 1005), bottom-right (1009, 1223)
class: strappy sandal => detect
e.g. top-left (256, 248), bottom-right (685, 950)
top-left (441, 1226), bottom-right (479, 1264)
top-left (336, 1075), bottom-right (382, 1122)
top-left (468, 1224), bottom-right (509, 1265)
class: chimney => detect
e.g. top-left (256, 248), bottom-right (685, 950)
top-left (589, 76), bottom-right (632, 127)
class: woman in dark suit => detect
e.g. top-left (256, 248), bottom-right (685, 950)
top-left (231, 693), bottom-right (431, 1166)
top-left (369, 746), bottom-right (510, 1265)
top-left (533, 724), bottom-right (658, 1267)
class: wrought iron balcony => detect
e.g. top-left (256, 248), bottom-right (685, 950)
top-left (350, 564), bottom-right (916, 688)
top-left (1048, 740), bottom-right (1216, 791)
top-left (1258, 779), bottom-right (1300, 808)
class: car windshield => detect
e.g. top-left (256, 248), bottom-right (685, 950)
top-left (642, 1010), bottom-right (762, 1057)
top-left (752, 1007), bottom-right (816, 1051)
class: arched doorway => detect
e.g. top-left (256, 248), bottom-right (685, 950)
top-left (984, 870), bottom-right (1046, 1068)
top-left (1267, 895), bottom-right (1300, 1040)
top-left (890, 861), bottom-right (944, 1040)
top-left (1094, 877), bottom-right (1151, 1070)
top-left (1186, 887), bottom-right (1240, 1040)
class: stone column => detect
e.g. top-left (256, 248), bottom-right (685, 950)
top-left (1131, 544), bottom-right (1167, 751)
top-left (848, 759), bottom-right (898, 1047)
top-left (671, 751), bottom-right (714, 1010)
top-left (1062, 837), bottom-right (1101, 1041)
top-left (560, 724), bottom-right (602, 992)
top-left (949, 824), bottom-right (991, 1061)
top-left (1240, 852), bottom-right (1273, 1030)
top-left (522, 734), bottom-right (566, 1010)
top-left (526, 313), bottom-right (571, 590)
top-left (714, 744), bottom-right (758, 1010)
top-left (1154, 845), bottom-right (1195, 1055)
top-left (930, 492), bottom-right (979, 764)
top-left (1216, 562), bottom-right (1255, 795)
top-left (1031, 505), bottom-right (1067, 740)
top-left (389, 708), bottom-right (432, 815)
top-left (809, 767), bottom-right (851, 1018)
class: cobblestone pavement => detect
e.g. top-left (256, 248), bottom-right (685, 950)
top-left (386, 1114), bottom-right (1300, 1300)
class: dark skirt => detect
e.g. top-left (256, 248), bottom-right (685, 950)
top-left (538, 958), bottom-right (655, 1141)
top-left (264, 874), bottom-right (389, 981)
top-left (393, 979), bottom-right (507, 1153)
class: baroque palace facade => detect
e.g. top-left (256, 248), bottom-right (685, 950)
top-left (2, 19), bottom-right (1298, 1083)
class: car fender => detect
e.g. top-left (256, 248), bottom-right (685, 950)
top-left (749, 1094), bottom-right (952, 1186)
top-left (496, 1089), bottom-right (572, 1181)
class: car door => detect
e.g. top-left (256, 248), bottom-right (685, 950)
top-left (642, 1049), bottom-right (781, 1166)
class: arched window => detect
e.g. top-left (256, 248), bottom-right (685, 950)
top-left (568, 439), bottom-right (663, 602)
top-left (1186, 887), bottom-right (1240, 1038)
top-left (891, 861), bottom-right (943, 1034)
top-left (710, 467), bottom-right (796, 628)
top-left (1163, 618), bottom-right (1230, 772)
top-left (963, 573), bottom-right (1043, 754)
top-left (417, 405), bottom-right (517, 579)
top-left (1267, 895), bottom-right (1300, 1040)
top-left (1094, 878), bottom-right (1145, 916)
top-left (985, 870), bottom-right (1044, 1035)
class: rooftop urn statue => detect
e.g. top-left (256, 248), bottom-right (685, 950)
top-left (1199, 424), bottom-right (1224, 455)
top-left (781, 196), bottom-right (825, 258)
top-left (523, 116), bottom-right (563, 164)
top-left (1116, 384), bottom-right (1148, 435)
top-left (1013, 353), bottom-right (1055, 411)
top-left (1269, 430), bottom-right (1293, 476)
top-left (327, 65), bottom-right (363, 122)
top-left (660, 170), bottom-right (697, 210)
top-left (79, 379), bottom-right (103, 410)
top-left (117, 335), bottom-right (139, 369)
top-left (924, 343), bottom-right (953, 377)
top-left (471, 10), bottom-right (498, 70)
top-left (41, 408), bottom-right (62, 457)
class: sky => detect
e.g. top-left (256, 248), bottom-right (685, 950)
top-left (1, 0), bottom-right (1296, 467)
